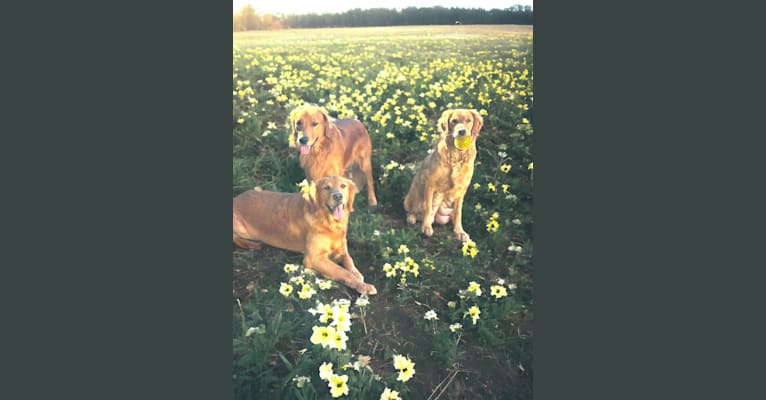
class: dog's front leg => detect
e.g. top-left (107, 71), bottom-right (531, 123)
top-left (421, 186), bottom-right (437, 236)
top-left (305, 253), bottom-right (377, 295)
top-left (339, 240), bottom-right (365, 282)
top-left (452, 194), bottom-right (470, 242)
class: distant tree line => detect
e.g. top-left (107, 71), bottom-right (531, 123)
top-left (233, 5), bottom-right (532, 31)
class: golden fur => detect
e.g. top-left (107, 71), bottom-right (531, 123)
top-left (288, 104), bottom-right (378, 207)
top-left (233, 176), bottom-right (376, 295)
top-left (404, 109), bottom-right (484, 242)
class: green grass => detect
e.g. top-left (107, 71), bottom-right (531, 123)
top-left (233, 25), bottom-right (533, 399)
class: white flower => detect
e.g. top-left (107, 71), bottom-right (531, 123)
top-left (292, 375), bottom-right (311, 388)
top-left (449, 323), bottom-right (463, 332)
top-left (424, 310), bottom-right (438, 321)
top-left (511, 218), bottom-right (522, 225)
top-left (245, 327), bottom-right (256, 337)
top-left (355, 295), bottom-right (370, 307)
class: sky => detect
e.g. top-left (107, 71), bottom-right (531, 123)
top-left (233, 0), bottom-right (533, 16)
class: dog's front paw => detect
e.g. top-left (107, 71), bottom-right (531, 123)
top-left (455, 230), bottom-right (471, 242)
top-left (422, 224), bottom-right (434, 237)
top-left (358, 283), bottom-right (377, 295)
top-left (406, 214), bottom-right (417, 224)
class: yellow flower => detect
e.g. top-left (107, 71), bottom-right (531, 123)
top-left (392, 354), bottom-right (408, 369)
top-left (502, 184), bottom-right (510, 193)
top-left (310, 325), bottom-right (336, 348)
top-left (500, 164), bottom-right (511, 173)
top-left (473, 182), bottom-right (481, 190)
top-left (466, 306), bottom-right (481, 325)
top-left (479, 108), bottom-right (488, 116)
top-left (386, 132), bottom-right (395, 139)
top-left (316, 302), bottom-right (333, 323)
top-left (461, 240), bottom-right (479, 258)
top-left (382, 262), bottom-right (397, 278)
top-left (397, 244), bottom-right (410, 254)
top-left (331, 305), bottom-right (351, 332)
top-left (487, 182), bottom-right (496, 192)
top-left (393, 355), bottom-right (415, 382)
top-left (328, 374), bottom-right (349, 398)
top-left (486, 219), bottom-right (499, 233)
top-left (393, 355), bottom-right (416, 380)
top-left (298, 284), bottom-right (316, 300)
top-left (467, 281), bottom-right (483, 296)
top-left (316, 279), bottom-right (333, 290)
top-left (490, 285), bottom-right (508, 299)
top-left (279, 282), bottom-right (293, 297)
top-left (522, 117), bottom-right (529, 124)
top-left (319, 362), bottom-right (334, 381)
top-left (237, 118), bottom-right (245, 124)
top-left (283, 263), bottom-right (300, 274)
top-left (380, 387), bottom-right (402, 400)
top-left (297, 179), bottom-right (311, 200)
top-left (331, 330), bottom-right (349, 351)
top-left (528, 162), bottom-right (534, 170)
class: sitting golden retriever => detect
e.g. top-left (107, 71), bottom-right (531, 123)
top-left (233, 176), bottom-right (377, 295)
top-left (288, 104), bottom-right (378, 207)
top-left (404, 109), bottom-right (484, 242)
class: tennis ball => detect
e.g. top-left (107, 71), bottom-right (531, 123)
top-left (455, 135), bottom-right (472, 150)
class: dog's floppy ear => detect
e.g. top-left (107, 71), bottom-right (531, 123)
top-left (470, 110), bottom-right (484, 137)
top-left (437, 109), bottom-right (453, 135)
top-left (305, 180), bottom-right (319, 212)
top-left (345, 178), bottom-right (357, 213)
top-left (319, 106), bottom-right (335, 140)
top-left (287, 107), bottom-right (300, 148)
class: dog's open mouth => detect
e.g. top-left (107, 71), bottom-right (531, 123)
top-left (299, 137), bottom-right (318, 155)
top-left (326, 203), bottom-right (344, 221)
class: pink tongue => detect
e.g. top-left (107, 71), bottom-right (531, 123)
top-left (332, 204), bottom-right (344, 221)
top-left (300, 144), bottom-right (310, 155)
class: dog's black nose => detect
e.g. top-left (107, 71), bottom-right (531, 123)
top-left (458, 129), bottom-right (467, 136)
top-left (299, 136), bottom-right (309, 145)
top-left (332, 192), bottom-right (343, 202)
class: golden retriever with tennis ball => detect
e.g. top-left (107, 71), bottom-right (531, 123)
top-left (288, 104), bottom-right (378, 207)
top-left (404, 109), bottom-right (484, 242)
top-left (233, 175), bottom-right (377, 295)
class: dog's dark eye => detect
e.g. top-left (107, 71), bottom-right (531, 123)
top-left (340, 184), bottom-right (346, 189)
top-left (296, 120), bottom-right (302, 126)
top-left (467, 119), bottom-right (472, 123)
top-left (323, 186), bottom-right (331, 191)
top-left (451, 119), bottom-right (458, 124)
top-left (311, 121), bottom-right (319, 127)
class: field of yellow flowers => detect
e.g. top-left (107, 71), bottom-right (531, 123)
top-left (233, 25), bottom-right (533, 399)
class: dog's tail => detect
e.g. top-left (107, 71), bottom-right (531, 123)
top-left (346, 165), bottom-right (366, 194)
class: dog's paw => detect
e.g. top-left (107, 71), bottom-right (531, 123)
top-left (406, 214), bottom-right (417, 224)
top-left (368, 198), bottom-right (378, 207)
top-left (358, 283), bottom-right (377, 295)
top-left (455, 231), bottom-right (471, 242)
top-left (422, 225), bottom-right (434, 237)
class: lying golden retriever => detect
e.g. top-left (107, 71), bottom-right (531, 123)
top-left (288, 104), bottom-right (378, 207)
top-left (233, 176), bottom-right (376, 295)
top-left (404, 109), bottom-right (484, 242)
